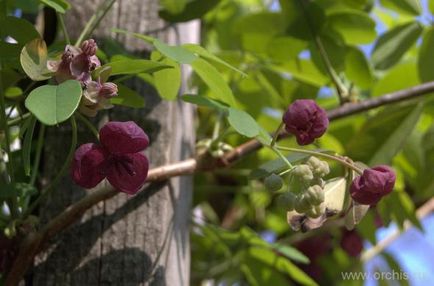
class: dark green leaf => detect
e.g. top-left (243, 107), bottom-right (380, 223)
top-left (418, 27), bottom-right (434, 83)
top-left (272, 244), bottom-right (310, 264)
top-left (40, 0), bottom-right (71, 13)
top-left (380, 0), bottom-right (421, 16)
top-left (25, 80), bottom-right (82, 125)
top-left (372, 21), bottom-right (422, 70)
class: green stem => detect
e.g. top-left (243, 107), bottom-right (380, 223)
top-left (75, 112), bottom-right (99, 139)
top-left (268, 146), bottom-right (293, 170)
top-left (30, 124), bottom-right (46, 186)
top-left (271, 122), bottom-right (284, 147)
top-left (7, 112), bottom-right (31, 126)
top-left (275, 145), bottom-right (363, 174)
top-left (299, 0), bottom-right (347, 104)
top-left (24, 116), bottom-right (78, 218)
top-left (212, 112), bottom-right (223, 140)
top-left (57, 13), bottom-right (71, 45)
top-left (75, 0), bottom-right (117, 46)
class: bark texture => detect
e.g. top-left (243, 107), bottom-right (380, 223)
top-left (30, 1), bottom-right (197, 285)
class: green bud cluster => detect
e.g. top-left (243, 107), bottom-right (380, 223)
top-left (287, 156), bottom-right (330, 218)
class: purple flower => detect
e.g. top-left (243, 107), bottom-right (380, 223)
top-left (350, 165), bottom-right (396, 205)
top-left (48, 39), bottom-right (101, 85)
top-left (80, 80), bottom-right (118, 117)
top-left (71, 121), bottom-right (150, 194)
top-left (282, 99), bottom-right (329, 145)
top-left (340, 230), bottom-right (364, 257)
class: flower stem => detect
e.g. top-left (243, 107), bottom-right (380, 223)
top-left (7, 112), bottom-right (31, 126)
top-left (75, 0), bottom-right (117, 46)
top-left (271, 121), bottom-right (284, 147)
top-left (75, 111), bottom-right (99, 139)
top-left (275, 145), bottom-right (363, 175)
top-left (30, 124), bottom-right (46, 186)
top-left (24, 116), bottom-right (78, 218)
top-left (57, 13), bottom-right (71, 45)
top-left (268, 146), bottom-right (293, 171)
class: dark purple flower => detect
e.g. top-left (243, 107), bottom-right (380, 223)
top-left (282, 99), bottom-right (329, 145)
top-left (48, 39), bottom-right (101, 85)
top-left (340, 230), bottom-right (364, 257)
top-left (71, 121), bottom-right (150, 194)
top-left (350, 165), bottom-right (396, 205)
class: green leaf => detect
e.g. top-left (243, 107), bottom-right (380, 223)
top-left (25, 80), bottom-right (82, 125)
top-left (418, 27), bottom-right (434, 83)
top-left (154, 39), bottom-right (197, 64)
top-left (347, 103), bottom-right (423, 165)
top-left (160, 0), bottom-right (187, 14)
top-left (181, 94), bottom-right (228, 111)
top-left (372, 21), bottom-right (422, 70)
top-left (151, 51), bottom-right (181, 100)
top-left (373, 62), bottom-right (419, 97)
top-left (5, 87), bottom-right (23, 98)
top-left (40, 0), bottom-right (71, 13)
top-left (430, 1), bottom-right (434, 15)
top-left (227, 108), bottom-right (260, 138)
top-left (191, 58), bottom-right (236, 107)
top-left (22, 116), bottom-right (37, 176)
top-left (159, 0), bottom-right (220, 23)
top-left (0, 16), bottom-right (40, 44)
top-left (99, 59), bottom-right (171, 76)
top-left (183, 44), bottom-right (246, 76)
top-left (380, 0), bottom-right (421, 16)
top-left (327, 10), bottom-right (376, 45)
top-left (271, 59), bottom-right (329, 87)
top-left (345, 47), bottom-right (374, 89)
top-left (272, 244), bottom-right (310, 264)
top-left (20, 38), bottom-right (52, 81)
top-left (110, 84), bottom-right (145, 108)
top-left (267, 37), bottom-right (307, 62)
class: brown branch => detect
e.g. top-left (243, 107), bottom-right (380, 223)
top-left (6, 81), bottom-right (434, 285)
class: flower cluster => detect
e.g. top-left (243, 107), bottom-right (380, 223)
top-left (71, 121), bottom-right (149, 194)
top-left (282, 99), bottom-right (329, 145)
top-left (350, 165), bottom-right (396, 205)
top-left (48, 39), bottom-right (118, 117)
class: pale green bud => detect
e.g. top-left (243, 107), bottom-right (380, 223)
top-left (264, 173), bottom-right (283, 192)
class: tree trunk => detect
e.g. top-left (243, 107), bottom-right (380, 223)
top-left (30, 1), bottom-right (197, 285)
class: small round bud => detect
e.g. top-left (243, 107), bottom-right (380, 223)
top-left (264, 174), bottom-right (283, 192)
top-left (306, 156), bottom-right (330, 178)
top-left (305, 185), bottom-right (324, 205)
top-left (279, 192), bottom-right (297, 211)
top-left (306, 203), bottom-right (325, 218)
top-left (294, 194), bottom-right (311, 213)
top-left (292, 164), bottom-right (314, 182)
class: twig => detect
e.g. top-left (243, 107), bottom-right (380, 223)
top-left (6, 81), bottom-right (434, 284)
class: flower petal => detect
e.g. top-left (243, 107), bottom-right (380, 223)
top-left (99, 121), bottom-right (149, 155)
top-left (71, 143), bottom-right (108, 188)
top-left (106, 153), bottom-right (149, 194)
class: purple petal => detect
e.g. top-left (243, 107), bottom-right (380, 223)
top-left (99, 121), bottom-right (149, 155)
top-left (106, 153), bottom-right (149, 194)
top-left (71, 143), bottom-right (108, 188)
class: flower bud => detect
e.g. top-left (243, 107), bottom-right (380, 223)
top-left (278, 192), bottom-right (297, 211)
top-left (306, 203), bottom-right (325, 218)
top-left (350, 165), bottom-right (396, 205)
top-left (292, 164), bottom-right (314, 182)
top-left (282, 99), bottom-right (329, 145)
top-left (264, 173), bottom-right (283, 192)
top-left (294, 194), bottom-right (311, 213)
top-left (306, 156), bottom-right (330, 178)
top-left (304, 185), bottom-right (324, 205)
top-left (100, 82), bottom-right (118, 98)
